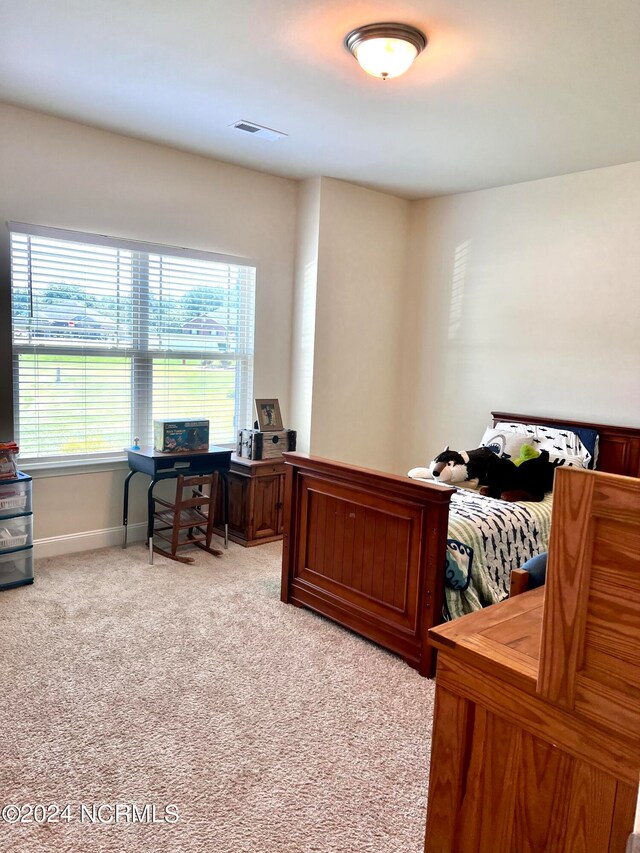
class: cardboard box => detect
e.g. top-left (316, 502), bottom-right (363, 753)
top-left (153, 419), bottom-right (209, 453)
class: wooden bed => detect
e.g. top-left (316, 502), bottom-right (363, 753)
top-left (280, 412), bottom-right (640, 677)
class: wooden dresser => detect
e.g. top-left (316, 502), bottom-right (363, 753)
top-left (214, 454), bottom-right (285, 546)
top-left (425, 467), bottom-right (640, 853)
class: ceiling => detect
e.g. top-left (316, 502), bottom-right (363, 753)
top-left (1, 0), bottom-right (639, 199)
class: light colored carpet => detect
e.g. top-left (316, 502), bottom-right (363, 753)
top-left (0, 540), bottom-right (435, 853)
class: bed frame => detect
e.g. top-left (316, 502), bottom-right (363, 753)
top-left (280, 412), bottom-right (640, 677)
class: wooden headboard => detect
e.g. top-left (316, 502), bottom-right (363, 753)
top-left (492, 411), bottom-right (640, 479)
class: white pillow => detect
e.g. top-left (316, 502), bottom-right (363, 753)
top-left (493, 422), bottom-right (591, 468)
top-left (548, 453), bottom-right (587, 469)
top-left (479, 427), bottom-right (535, 462)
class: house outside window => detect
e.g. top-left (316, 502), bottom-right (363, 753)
top-left (9, 223), bottom-right (256, 463)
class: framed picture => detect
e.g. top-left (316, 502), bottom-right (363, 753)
top-left (255, 398), bottom-right (283, 431)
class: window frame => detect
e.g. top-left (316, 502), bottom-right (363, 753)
top-left (8, 222), bottom-right (256, 466)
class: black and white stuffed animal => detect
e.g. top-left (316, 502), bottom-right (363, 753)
top-left (428, 446), bottom-right (520, 493)
top-left (409, 446), bottom-right (560, 502)
top-left (408, 446), bottom-right (493, 486)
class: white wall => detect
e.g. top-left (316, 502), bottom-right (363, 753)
top-left (0, 103), bottom-right (298, 542)
top-left (398, 161), bottom-right (640, 474)
top-left (289, 178), bottom-right (320, 454)
top-left (309, 178), bottom-right (410, 472)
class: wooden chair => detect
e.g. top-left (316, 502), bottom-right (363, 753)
top-left (151, 473), bottom-right (222, 564)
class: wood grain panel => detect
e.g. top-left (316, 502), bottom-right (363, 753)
top-left (301, 489), bottom-right (413, 611)
top-left (454, 706), bottom-right (521, 853)
top-left (382, 516), bottom-right (399, 608)
top-left (361, 507), bottom-right (375, 597)
top-left (253, 474), bottom-right (279, 536)
top-left (597, 436), bottom-right (638, 480)
top-left (481, 605), bottom-right (544, 658)
top-left (351, 504), bottom-right (365, 593)
top-left (537, 468), bottom-right (595, 707)
top-left (226, 474), bottom-right (247, 532)
top-left (332, 495), bottom-right (345, 584)
top-left (511, 732), bottom-right (573, 852)
top-left (591, 516), bottom-right (640, 571)
top-left (537, 470), bottom-right (640, 718)
top-left (424, 687), bottom-right (473, 851)
top-left (563, 761), bottom-right (617, 853)
top-left (430, 587), bottom-right (545, 653)
top-left (609, 782), bottom-right (640, 853)
top-left (392, 521), bottom-right (407, 611)
top-left (341, 499), bottom-right (355, 589)
top-left (314, 488), bottom-right (327, 578)
top-left (582, 645), bottom-right (640, 691)
top-left (584, 598), bottom-right (640, 668)
top-left (306, 486), bottom-right (318, 575)
top-left (575, 673), bottom-right (640, 740)
top-left (437, 658), bottom-right (640, 785)
top-left (281, 454), bottom-right (453, 676)
top-left (461, 635), bottom-right (539, 682)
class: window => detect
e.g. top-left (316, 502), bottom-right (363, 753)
top-left (9, 223), bottom-right (256, 462)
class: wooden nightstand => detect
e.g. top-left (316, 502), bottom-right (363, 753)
top-left (213, 454), bottom-right (285, 546)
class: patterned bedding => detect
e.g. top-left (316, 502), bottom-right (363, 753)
top-left (443, 488), bottom-right (553, 619)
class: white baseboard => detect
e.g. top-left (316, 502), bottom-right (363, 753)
top-left (34, 523), bottom-right (147, 559)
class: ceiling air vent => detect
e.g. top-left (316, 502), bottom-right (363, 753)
top-left (230, 120), bottom-right (287, 142)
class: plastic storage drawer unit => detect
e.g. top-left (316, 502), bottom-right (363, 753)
top-left (0, 473), bottom-right (32, 519)
top-left (0, 513), bottom-right (33, 551)
top-left (0, 546), bottom-right (34, 590)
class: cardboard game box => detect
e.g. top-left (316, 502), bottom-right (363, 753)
top-left (153, 419), bottom-right (209, 453)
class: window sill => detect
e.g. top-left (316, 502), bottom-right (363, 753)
top-left (19, 457), bottom-right (129, 479)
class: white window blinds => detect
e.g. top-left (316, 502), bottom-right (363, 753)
top-left (9, 223), bottom-right (256, 462)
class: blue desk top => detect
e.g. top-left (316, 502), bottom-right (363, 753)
top-left (126, 446), bottom-right (232, 477)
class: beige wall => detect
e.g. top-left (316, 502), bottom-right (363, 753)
top-left (398, 161), bottom-right (640, 473)
top-left (308, 178), bottom-right (410, 472)
top-left (0, 103), bottom-right (298, 541)
top-left (289, 178), bottom-right (321, 454)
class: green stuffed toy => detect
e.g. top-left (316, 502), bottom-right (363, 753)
top-left (512, 444), bottom-right (539, 466)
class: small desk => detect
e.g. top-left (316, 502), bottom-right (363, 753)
top-left (122, 446), bottom-right (232, 562)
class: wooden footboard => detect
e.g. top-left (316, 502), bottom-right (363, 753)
top-left (280, 453), bottom-right (454, 677)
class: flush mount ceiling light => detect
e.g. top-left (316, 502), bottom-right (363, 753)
top-left (344, 22), bottom-right (427, 80)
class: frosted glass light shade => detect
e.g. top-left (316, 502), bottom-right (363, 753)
top-left (354, 37), bottom-right (418, 79)
top-left (345, 23), bottom-right (427, 80)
